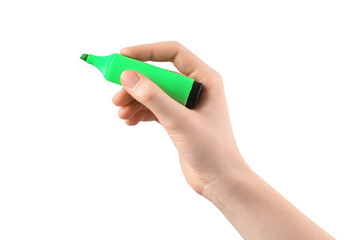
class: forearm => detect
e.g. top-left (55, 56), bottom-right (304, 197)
top-left (202, 154), bottom-right (334, 240)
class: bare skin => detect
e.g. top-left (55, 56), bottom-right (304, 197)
top-left (112, 41), bottom-right (334, 240)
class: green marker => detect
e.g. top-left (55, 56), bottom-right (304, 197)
top-left (80, 53), bottom-right (202, 109)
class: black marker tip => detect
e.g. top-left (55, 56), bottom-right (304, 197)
top-left (80, 54), bottom-right (88, 61)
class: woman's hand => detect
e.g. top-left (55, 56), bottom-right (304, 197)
top-left (112, 41), bottom-right (334, 239)
top-left (112, 41), bottom-right (247, 195)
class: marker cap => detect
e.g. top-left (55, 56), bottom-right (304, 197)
top-left (185, 81), bottom-right (202, 109)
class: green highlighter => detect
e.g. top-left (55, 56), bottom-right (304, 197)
top-left (80, 53), bottom-right (202, 109)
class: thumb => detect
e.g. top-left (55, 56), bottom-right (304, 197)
top-left (120, 70), bottom-right (187, 127)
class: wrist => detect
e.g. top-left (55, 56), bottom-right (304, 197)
top-left (202, 152), bottom-right (254, 208)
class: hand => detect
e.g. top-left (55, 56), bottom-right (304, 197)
top-left (112, 41), bottom-right (247, 195)
top-left (112, 41), bottom-right (334, 239)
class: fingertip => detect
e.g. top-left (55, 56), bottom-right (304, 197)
top-left (120, 47), bottom-right (128, 53)
top-left (125, 119), bottom-right (139, 126)
top-left (121, 69), bottom-right (133, 76)
top-left (121, 70), bottom-right (141, 89)
top-left (120, 47), bottom-right (134, 57)
top-left (120, 69), bottom-right (133, 80)
top-left (118, 105), bottom-right (137, 120)
top-left (112, 95), bottom-right (119, 106)
top-left (118, 107), bottom-right (125, 119)
top-left (112, 90), bottom-right (125, 106)
top-left (125, 110), bottom-right (147, 126)
top-left (113, 88), bottom-right (136, 106)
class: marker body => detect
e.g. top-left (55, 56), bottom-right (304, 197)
top-left (84, 53), bottom-right (202, 109)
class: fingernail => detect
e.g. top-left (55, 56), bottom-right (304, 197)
top-left (122, 71), bottom-right (139, 89)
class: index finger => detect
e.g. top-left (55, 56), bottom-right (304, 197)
top-left (120, 41), bottom-right (211, 77)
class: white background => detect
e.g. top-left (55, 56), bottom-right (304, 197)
top-left (0, 0), bottom-right (359, 239)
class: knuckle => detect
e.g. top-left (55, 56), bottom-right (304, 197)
top-left (213, 69), bottom-right (222, 79)
top-left (208, 69), bottom-right (224, 89)
top-left (209, 68), bottom-right (222, 79)
top-left (169, 41), bottom-right (184, 49)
